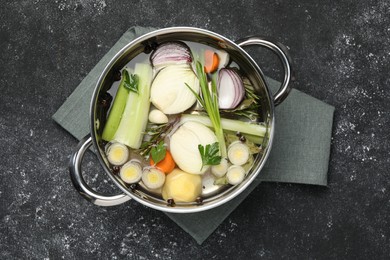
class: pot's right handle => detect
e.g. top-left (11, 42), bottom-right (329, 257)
top-left (69, 135), bottom-right (131, 206)
top-left (236, 37), bottom-right (293, 106)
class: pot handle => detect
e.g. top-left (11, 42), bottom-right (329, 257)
top-left (69, 135), bottom-right (131, 206)
top-left (236, 37), bottom-right (293, 106)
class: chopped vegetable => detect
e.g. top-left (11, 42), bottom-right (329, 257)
top-left (180, 114), bottom-right (267, 138)
top-left (114, 63), bottom-right (153, 149)
top-left (216, 49), bottom-right (230, 69)
top-left (217, 68), bottom-right (245, 109)
top-left (150, 41), bottom-right (193, 70)
top-left (150, 65), bottom-right (199, 114)
top-left (198, 142), bottom-right (222, 170)
top-left (148, 109), bottom-right (168, 124)
top-left (226, 165), bottom-right (245, 185)
top-left (162, 169), bottom-right (202, 203)
top-left (102, 69), bottom-right (131, 141)
top-left (186, 61), bottom-right (227, 158)
top-left (142, 167), bottom-right (166, 189)
top-left (211, 158), bottom-right (229, 177)
top-left (120, 160), bottom-right (142, 184)
top-left (150, 141), bottom-right (166, 165)
top-left (228, 141), bottom-right (250, 166)
top-left (150, 150), bottom-right (175, 174)
top-left (170, 121), bottom-right (218, 174)
top-left (204, 50), bottom-right (219, 73)
top-left (106, 142), bottom-right (129, 166)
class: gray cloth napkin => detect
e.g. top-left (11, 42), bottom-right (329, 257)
top-left (53, 26), bottom-right (335, 244)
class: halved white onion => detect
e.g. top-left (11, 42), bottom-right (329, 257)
top-left (170, 121), bottom-right (218, 174)
top-left (228, 141), bottom-right (250, 166)
top-left (106, 142), bottom-right (129, 166)
top-left (150, 65), bottom-right (199, 114)
top-left (120, 160), bottom-right (142, 184)
top-left (226, 165), bottom-right (245, 185)
top-left (142, 167), bottom-right (166, 189)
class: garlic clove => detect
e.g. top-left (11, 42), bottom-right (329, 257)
top-left (148, 109), bottom-right (169, 124)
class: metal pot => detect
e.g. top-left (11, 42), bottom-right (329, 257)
top-left (69, 27), bottom-right (292, 213)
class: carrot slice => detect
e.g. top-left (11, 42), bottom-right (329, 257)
top-left (204, 50), bottom-right (220, 73)
top-left (150, 150), bottom-right (176, 174)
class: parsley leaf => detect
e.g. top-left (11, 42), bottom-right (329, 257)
top-left (198, 142), bottom-right (222, 169)
top-left (150, 141), bottom-right (166, 165)
top-left (123, 69), bottom-right (139, 94)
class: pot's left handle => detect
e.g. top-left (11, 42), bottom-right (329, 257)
top-left (69, 135), bottom-right (131, 206)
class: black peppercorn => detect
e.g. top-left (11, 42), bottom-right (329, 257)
top-left (112, 166), bottom-right (120, 174)
top-left (167, 199), bottom-right (175, 207)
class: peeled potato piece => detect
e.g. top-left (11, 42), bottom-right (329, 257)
top-left (162, 169), bottom-right (202, 203)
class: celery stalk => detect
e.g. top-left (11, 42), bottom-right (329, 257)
top-left (114, 63), bottom-right (153, 149)
top-left (180, 114), bottom-right (267, 138)
top-left (102, 73), bottom-right (130, 141)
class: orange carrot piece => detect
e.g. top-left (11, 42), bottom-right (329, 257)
top-left (150, 150), bottom-right (176, 174)
top-left (204, 50), bottom-right (220, 73)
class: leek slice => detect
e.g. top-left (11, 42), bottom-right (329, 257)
top-left (228, 141), bottom-right (250, 166)
top-left (142, 168), bottom-right (166, 189)
top-left (226, 165), bottom-right (245, 185)
top-left (120, 160), bottom-right (142, 184)
top-left (106, 142), bottom-right (129, 166)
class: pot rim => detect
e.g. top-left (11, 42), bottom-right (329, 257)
top-left (90, 27), bottom-right (276, 213)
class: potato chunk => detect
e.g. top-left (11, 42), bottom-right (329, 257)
top-left (162, 169), bottom-right (202, 203)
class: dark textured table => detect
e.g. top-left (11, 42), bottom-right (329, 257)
top-left (1, 1), bottom-right (389, 259)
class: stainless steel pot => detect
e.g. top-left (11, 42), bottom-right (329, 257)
top-left (69, 27), bottom-right (292, 213)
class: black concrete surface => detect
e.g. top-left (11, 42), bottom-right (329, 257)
top-left (1, 0), bottom-right (389, 259)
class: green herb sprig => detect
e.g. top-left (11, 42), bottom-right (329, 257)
top-left (123, 69), bottom-right (139, 94)
top-left (198, 142), bottom-right (222, 170)
top-left (150, 141), bottom-right (166, 165)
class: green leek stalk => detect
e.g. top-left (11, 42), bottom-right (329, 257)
top-left (102, 72), bottom-right (130, 141)
top-left (114, 63), bottom-right (153, 149)
top-left (180, 114), bottom-right (267, 141)
top-left (189, 62), bottom-right (227, 158)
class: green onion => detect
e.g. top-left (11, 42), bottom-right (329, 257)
top-left (186, 61), bottom-right (227, 158)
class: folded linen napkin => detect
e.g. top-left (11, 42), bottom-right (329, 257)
top-left (53, 26), bottom-right (335, 244)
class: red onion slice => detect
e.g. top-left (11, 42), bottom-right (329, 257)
top-left (150, 41), bottom-right (193, 69)
top-left (217, 69), bottom-right (245, 109)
